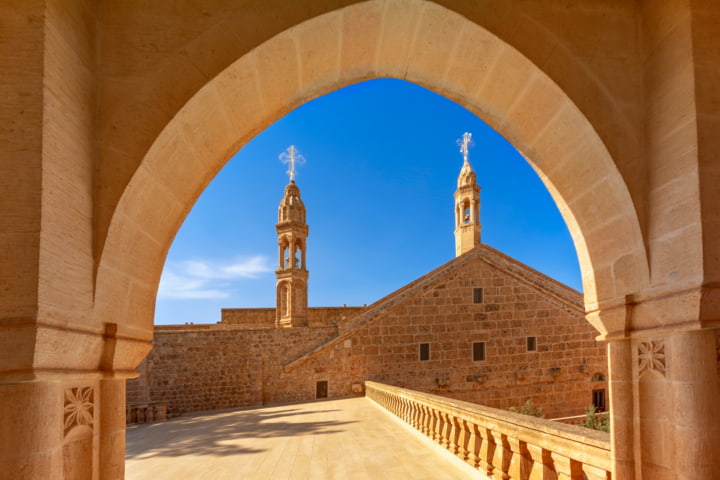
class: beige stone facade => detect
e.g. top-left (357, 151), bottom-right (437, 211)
top-left (128, 135), bottom-right (605, 421)
top-left (129, 244), bottom-right (606, 420)
top-left (2, 1), bottom-right (719, 478)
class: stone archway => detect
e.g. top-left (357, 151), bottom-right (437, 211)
top-left (0, 0), bottom-right (708, 478)
top-left (5, 1), bottom-right (718, 479)
top-left (95, 1), bottom-right (648, 343)
top-left (93, 5), bottom-right (652, 475)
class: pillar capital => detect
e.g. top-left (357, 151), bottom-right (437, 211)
top-left (587, 283), bottom-right (720, 341)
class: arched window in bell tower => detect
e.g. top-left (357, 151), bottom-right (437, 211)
top-left (463, 198), bottom-right (471, 224)
top-left (294, 241), bottom-right (303, 269)
top-left (281, 240), bottom-right (290, 269)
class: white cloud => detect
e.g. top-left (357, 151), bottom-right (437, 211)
top-left (157, 255), bottom-right (273, 300)
top-left (222, 256), bottom-right (272, 278)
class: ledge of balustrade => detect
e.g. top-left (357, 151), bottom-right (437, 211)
top-left (365, 381), bottom-right (610, 480)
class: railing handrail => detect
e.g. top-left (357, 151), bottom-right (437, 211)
top-left (365, 381), bottom-right (611, 479)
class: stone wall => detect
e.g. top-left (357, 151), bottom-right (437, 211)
top-left (130, 247), bottom-right (608, 419)
top-left (220, 306), bottom-right (366, 328)
top-left (126, 326), bottom-right (338, 416)
top-left (280, 250), bottom-right (608, 419)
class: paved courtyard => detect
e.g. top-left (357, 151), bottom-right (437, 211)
top-left (126, 396), bottom-right (488, 480)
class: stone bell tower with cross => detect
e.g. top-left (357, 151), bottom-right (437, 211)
top-left (454, 132), bottom-right (481, 257)
top-left (275, 146), bottom-right (309, 328)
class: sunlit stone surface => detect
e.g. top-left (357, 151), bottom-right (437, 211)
top-left (126, 397), bottom-right (488, 480)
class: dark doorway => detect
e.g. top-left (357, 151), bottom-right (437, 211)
top-left (592, 389), bottom-right (606, 411)
top-left (316, 380), bottom-right (328, 399)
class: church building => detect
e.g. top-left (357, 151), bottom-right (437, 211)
top-left (127, 139), bottom-right (608, 422)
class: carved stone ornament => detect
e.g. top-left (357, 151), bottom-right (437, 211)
top-left (638, 341), bottom-right (666, 378)
top-left (64, 386), bottom-right (94, 436)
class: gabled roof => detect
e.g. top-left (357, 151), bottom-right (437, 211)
top-left (284, 244), bottom-right (583, 372)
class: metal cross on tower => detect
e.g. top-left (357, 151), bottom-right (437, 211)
top-left (279, 145), bottom-right (306, 182)
top-left (458, 132), bottom-right (473, 164)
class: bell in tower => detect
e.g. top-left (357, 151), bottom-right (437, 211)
top-left (276, 146), bottom-right (309, 328)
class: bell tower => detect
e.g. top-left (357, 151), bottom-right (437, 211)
top-left (454, 132), bottom-right (481, 256)
top-left (276, 147), bottom-right (309, 328)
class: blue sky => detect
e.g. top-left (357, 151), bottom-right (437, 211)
top-left (155, 79), bottom-right (581, 325)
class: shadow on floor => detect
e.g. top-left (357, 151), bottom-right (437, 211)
top-left (126, 401), bottom-right (357, 460)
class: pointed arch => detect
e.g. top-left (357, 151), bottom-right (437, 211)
top-left (95, 0), bottom-right (648, 341)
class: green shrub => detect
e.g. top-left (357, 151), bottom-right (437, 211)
top-left (578, 405), bottom-right (609, 432)
top-left (509, 399), bottom-right (544, 418)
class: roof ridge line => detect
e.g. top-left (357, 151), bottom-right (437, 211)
top-left (283, 252), bottom-right (478, 372)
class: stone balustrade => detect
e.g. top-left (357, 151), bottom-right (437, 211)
top-left (365, 381), bottom-right (610, 480)
top-left (126, 402), bottom-right (168, 424)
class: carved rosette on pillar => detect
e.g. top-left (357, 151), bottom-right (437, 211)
top-left (604, 312), bottom-right (720, 480)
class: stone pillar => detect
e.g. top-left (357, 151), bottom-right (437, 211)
top-left (99, 376), bottom-right (127, 479)
top-left (0, 375), bottom-right (110, 480)
top-left (610, 327), bottom-right (720, 479)
top-left (663, 329), bottom-right (720, 478)
top-left (0, 379), bottom-right (65, 478)
top-left (607, 338), bottom-right (635, 479)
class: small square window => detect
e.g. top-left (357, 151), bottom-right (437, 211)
top-left (419, 343), bottom-right (430, 361)
top-left (472, 342), bottom-right (486, 361)
top-left (473, 287), bottom-right (483, 304)
top-left (527, 336), bottom-right (537, 351)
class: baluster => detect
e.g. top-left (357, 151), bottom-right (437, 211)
top-left (410, 400), bottom-right (420, 429)
top-left (426, 407), bottom-right (437, 440)
top-left (524, 444), bottom-right (549, 479)
top-left (478, 427), bottom-right (496, 477)
top-left (446, 413), bottom-right (460, 455)
top-left (495, 433), bottom-right (513, 480)
top-left (422, 405), bottom-right (432, 437)
top-left (436, 409), bottom-right (447, 445)
top-left (505, 437), bottom-right (531, 480)
top-left (430, 408), bottom-right (442, 443)
top-left (582, 463), bottom-right (611, 480)
top-left (413, 401), bottom-right (422, 431)
top-left (438, 411), bottom-right (450, 448)
top-left (456, 418), bottom-right (470, 462)
top-left (465, 420), bottom-right (481, 468)
top-left (551, 451), bottom-right (583, 480)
